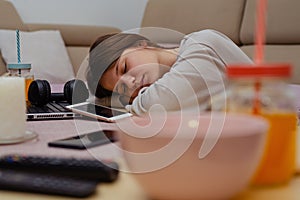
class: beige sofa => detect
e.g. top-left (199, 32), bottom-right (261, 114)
top-left (1, 0), bottom-right (300, 84)
top-left (141, 0), bottom-right (300, 84)
top-left (0, 0), bottom-right (121, 77)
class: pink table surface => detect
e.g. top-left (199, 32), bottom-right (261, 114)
top-left (0, 118), bottom-right (123, 162)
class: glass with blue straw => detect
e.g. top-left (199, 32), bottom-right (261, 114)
top-left (0, 30), bottom-right (37, 144)
top-left (7, 30), bottom-right (34, 102)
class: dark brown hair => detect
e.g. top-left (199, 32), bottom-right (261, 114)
top-left (86, 33), bottom-right (159, 98)
top-left (88, 34), bottom-right (117, 98)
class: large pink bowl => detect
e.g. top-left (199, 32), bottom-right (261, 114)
top-left (116, 112), bottom-right (268, 200)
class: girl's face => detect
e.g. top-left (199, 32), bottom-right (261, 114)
top-left (100, 47), bottom-right (170, 103)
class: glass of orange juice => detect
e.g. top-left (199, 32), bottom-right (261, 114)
top-left (226, 64), bottom-right (298, 185)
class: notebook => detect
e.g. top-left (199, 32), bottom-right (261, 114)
top-left (26, 102), bottom-right (76, 120)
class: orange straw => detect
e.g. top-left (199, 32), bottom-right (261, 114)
top-left (253, 0), bottom-right (267, 114)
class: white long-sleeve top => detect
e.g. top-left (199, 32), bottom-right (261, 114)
top-left (125, 30), bottom-right (253, 115)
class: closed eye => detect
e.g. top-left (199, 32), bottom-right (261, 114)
top-left (123, 62), bottom-right (127, 74)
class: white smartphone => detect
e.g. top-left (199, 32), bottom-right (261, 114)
top-left (66, 102), bottom-right (132, 122)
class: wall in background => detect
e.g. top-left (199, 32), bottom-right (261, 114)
top-left (7, 0), bottom-right (148, 31)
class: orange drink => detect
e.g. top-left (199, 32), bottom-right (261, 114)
top-left (25, 76), bottom-right (34, 102)
top-left (226, 64), bottom-right (297, 186)
top-left (252, 112), bottom-right (298, 185)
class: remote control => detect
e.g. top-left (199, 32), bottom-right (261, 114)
top-left (0, 168), bottom-right (98, 197)
top-left (0, 154), bottom-right (119, 182)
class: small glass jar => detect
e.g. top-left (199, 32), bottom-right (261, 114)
top-left (7, 63), bottom-right (34, 102)
top-left (226, 64), bottom-right (298, 186)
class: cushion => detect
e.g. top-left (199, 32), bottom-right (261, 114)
top-left (0, 29), bottom-right (75, 84)
top-left (141, 0), bottom-right (246, 45)
top-left (240, 0), bottom-right (300, 45)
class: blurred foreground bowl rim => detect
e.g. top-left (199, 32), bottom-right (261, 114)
top-left (119, 111), bottom-right (269, 139)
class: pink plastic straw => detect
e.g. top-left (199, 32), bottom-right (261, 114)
top-left (254, 0), bottom-right (267, 64)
